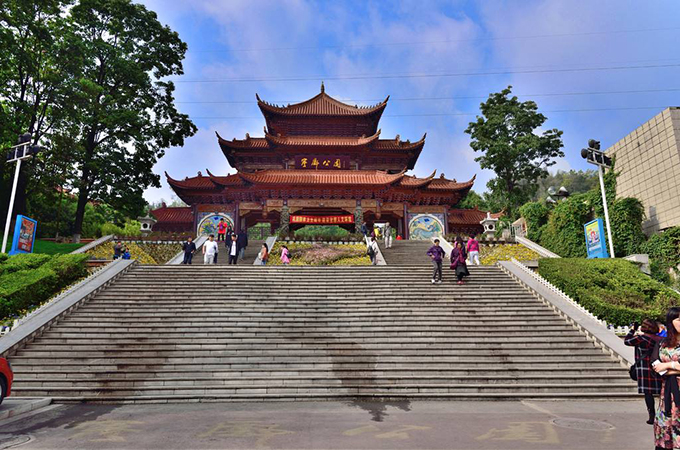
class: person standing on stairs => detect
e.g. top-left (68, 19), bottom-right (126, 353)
top-left (367, 237), bottom-right (380, 265)
top-left (450, 240), bottom-right (469, 285)
top-left (280, 245), bottom-right (290, 265)
top-left (426, 238), bottom-right (445, 284)
top-left (181, 236), bottom-right (196, 264)
top-left (228, 234), bottom-right (240, 265)
top-left (217, 218), bottom-right (227, 242)
top-left (203, 235), bottom-right (218, 265)
top-left (237, 228), bottom-right (248, 261)
top-left (467, 233), bottom-right (480, 265)
top-left (258, 243), bottom-right (269, 265)
top-left (625, 319), bottom-right (663, 426)
top-left (384, 223), bottom-right (393, 249)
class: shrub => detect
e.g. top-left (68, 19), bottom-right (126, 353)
top-left (538, 258), bottom-right (680, 326)
top-left (643, 227), bottom-right (680, 285)
top-left (610, 197), bottom-right (646, 257)
top-left (100, 222), bottom-right (125, 236)
top-left (539, 193), bottom-right (591, 257)
top-left (0, 253), bottom-right (51, 276)
top-left (0, 253), bottom-right (89, 320)
top-left (519, 202), bottom-right (549, 242)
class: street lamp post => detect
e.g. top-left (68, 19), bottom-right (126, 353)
top-left (2, 133), bottom-right (41, 254)
top-left (581, 139), bottom-right (615, 258)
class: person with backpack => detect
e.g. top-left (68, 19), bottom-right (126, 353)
top-left (367, 237), bottom-right (379, 265)
top-left (625, 319), bottom-right (663, 425)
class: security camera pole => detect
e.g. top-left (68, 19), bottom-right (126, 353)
top-left (2, 133), bottom-right (41, 254)
top-left (581, 139), bottom-right (615, 258)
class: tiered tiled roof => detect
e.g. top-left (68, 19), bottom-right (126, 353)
top-left (237, 169), bottom-right (405, 185)
top-left (150, 205), bottom-right (193, 224)
top-left (447, 207), bottom-right (503, 226)
top-left (264, 131), bottom-right (381, 147)
top-left (256, 85), bottom-right (388, 117)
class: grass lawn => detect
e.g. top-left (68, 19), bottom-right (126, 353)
top-left (4, 238), bottom-right (84, 255)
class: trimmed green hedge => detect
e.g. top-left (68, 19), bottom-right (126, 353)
top-left (0, 253), bottom-right (89, 320)
top-left (537, 258), bottom-right (680, 326)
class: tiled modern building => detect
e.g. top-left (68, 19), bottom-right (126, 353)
top-left (607, 107), bottom-right (680, 235)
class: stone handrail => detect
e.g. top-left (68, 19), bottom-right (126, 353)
top-left (70, 234), bottom-right (114, 254)
top-left (515, 236), bottom-right (560, 258)
top-left (166, 235), bottom-right (208, 265)
top-left (0, 259), bottom-right (137, 358)
top-left (499, 258), bottom-right (634, 365)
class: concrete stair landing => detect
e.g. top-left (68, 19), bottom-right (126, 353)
top-left (8, 265), bottom-right (635, 403)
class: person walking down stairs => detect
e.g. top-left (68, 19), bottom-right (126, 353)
top-left (450, 240), bottom-right (469, 285)
top-left (258, 243), bottom-right (269, 266)
top-left (625, 319), bottom-right (663, 425)
top-left (384, 223), bottom-right (393, 249)
top-left (228, 234), bottom-right (240, 265)
top-left (367, 237), bottom-right (379, 265)
top-left (426, 238), bottom-right (445, 284)
top-left (237, 228), bottom-right (248, 261)
top-left (203, 235), bottom-right (218, 265)
top-left (280, 245), bottom-right (290, 265)
top-left (181, 237), bottom-right (196, 264)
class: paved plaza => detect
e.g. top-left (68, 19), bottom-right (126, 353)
top-left (0, 399), bottom-right (650, 449)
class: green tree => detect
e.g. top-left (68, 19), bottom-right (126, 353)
top-left (65, 0), bottom-right (196, 240)
top-left (534, 169), bottom-right (598, 202)
top-left (456, 190), bottom-right (488, 210)
top-left (0, 0), bottom-right (79, 224)
top-left (465, 86), bottom-right (564, 218)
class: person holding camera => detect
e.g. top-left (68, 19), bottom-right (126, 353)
top-left (625, 319), bottom-right (663, 425)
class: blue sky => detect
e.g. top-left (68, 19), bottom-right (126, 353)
top-left (139, 0), bottom-right (680, 205)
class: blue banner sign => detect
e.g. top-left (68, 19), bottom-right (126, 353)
top-left (584, 218), bottom-right (609, 259)
top-left (10, 215), bottom-right (37, 255)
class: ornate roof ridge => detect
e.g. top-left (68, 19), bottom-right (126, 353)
top-left (256, 88), bottom-right (389, 116)
top-left (265, 130), bottom-right (382, 147)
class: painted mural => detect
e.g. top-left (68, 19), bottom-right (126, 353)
top-left (408, 213), bottom-right (445, 240)
top-left (197, 213), bottom-right (234, 236)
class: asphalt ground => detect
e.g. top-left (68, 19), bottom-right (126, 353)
top-left (0, 399), bottom-right (652, 450)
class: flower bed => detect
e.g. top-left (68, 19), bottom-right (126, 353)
top-left (479, 244), bottom-right (540, 265)
top-left (85, 241), bottom-right (181, 264)
top-left (269, 242), bottom-right (370, 266)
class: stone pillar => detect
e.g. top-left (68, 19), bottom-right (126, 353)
top-left (279, 205), bottom-right (290, 235)
top-left (403, 204), bottom-right (409, 240)
top-left (354, 204), bottom-right (363, 234)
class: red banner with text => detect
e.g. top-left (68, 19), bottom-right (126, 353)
top-left (290, 215), bottom-right (355, 225)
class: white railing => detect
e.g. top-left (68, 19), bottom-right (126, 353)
top-left (508, 257), bottom-right (624, 333)
top-left (514, 236), bottom-right (560, 258)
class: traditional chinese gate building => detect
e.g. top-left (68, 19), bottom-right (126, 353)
top-left (153, 85), bottom-right (500, 239)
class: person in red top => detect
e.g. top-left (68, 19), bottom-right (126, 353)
top-left (467, 234), bottom-right (480, 265)
top-left (217, 218), bottom-right (227, 241)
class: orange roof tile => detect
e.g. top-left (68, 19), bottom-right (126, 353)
top-left (265, 131), bottom-right (381, 147)
top-left (150, 206), bottom-right (193, 224)
top-left (447, 207), bottom-right (503, 225)
top-left (238, 169), bottom-right (405, 185)
top-left (426, 175), bottom-right (476, 191)
top-left (165, 172), bottom-right (217, 189)
top-left (256, 87), bottom-right (388, 117)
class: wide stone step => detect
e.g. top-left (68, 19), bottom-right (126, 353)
top-left (14, 367), bottom-right (628, 378)
top-left (11, 383), bottom-right (636, 398)
top-left (15, 348), bottom-right (607, 358)
top-left (15, 374), bottom-right (631, 387)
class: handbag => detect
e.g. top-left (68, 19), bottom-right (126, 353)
top-left (629, 362), bottom-right (638, 381)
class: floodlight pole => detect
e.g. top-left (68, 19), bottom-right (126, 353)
top-left (2, 141), bottom-right (32, 254)
top-left (597, 164), bottom-right (615, 258)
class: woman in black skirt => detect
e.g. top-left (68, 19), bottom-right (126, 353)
top-left (449, 240), bottom-right (469, 285)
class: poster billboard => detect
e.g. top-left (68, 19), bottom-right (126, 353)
top-left (584, 218), bottom-right (609, 259)
top-left (10, 215), bottom-right (37, 255)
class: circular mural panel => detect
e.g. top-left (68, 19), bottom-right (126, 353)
top-left (408, 214), bottom-right (444, 240)
top-left (197, 214), bottom-right (234, 236)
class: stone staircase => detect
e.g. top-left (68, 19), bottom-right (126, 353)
top-left (379, 240), bottom-right (434, 265)
top-left (8, 265), bottom-right (635, 403)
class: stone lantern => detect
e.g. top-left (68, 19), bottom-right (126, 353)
top-left (480, 212), bottom-right (498, 238)
top-left (138, 214), bottom-right (157, 237)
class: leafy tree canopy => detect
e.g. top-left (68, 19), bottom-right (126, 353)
top-left (465, 86), bottom-right (564, 218)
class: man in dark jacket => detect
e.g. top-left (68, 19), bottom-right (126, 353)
top-left (182, 237), bottom-right (196, 264)
top-left (237, 228), bottom-right (248, 260)
top-left (227, 234), bottom-right (240, 265)
top-left (426, 239), bottom-right (446, 284)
